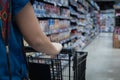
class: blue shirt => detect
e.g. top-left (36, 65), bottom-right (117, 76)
top-left (0, 0), bottom-right (29, 79)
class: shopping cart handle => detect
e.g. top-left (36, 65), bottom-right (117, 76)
top-left (75, 51), bottom-right (88, 55)
top-left (60, 48), bottom-right (75, 54)
top-left (24, 46), bottom-right (75, 55)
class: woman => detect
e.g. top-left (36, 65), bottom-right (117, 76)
top-left (0, 0), bottom-right (62, 79)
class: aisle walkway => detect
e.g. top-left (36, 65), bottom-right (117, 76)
top-left (84, 33), bottom-right (120, 80)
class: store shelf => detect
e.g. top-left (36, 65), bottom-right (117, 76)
top-left (77, 22), bottom-right (86, 27)
top-left (60, 5), bottom-right (69, 9)
top-left (70, 26), bottom-right (78, 30)
top-left (77, 9), bottom-right (86, 14)
top-left (71, 33), bottom-right (98, 52)
top-left (60, 36), bottom-right (77, 44)
top-left (70, 12), bottom-right (82, 19)
top-left (69, 0), bottom-right (77, 8)
top-left (45, 32), bottom-right (51, 35)
top-left (35, 0), bottom-right (59, 7)
top-left (37, 16), bottom-right (71, 20)
top-left (70, 12), bottom-right (78, 17)
top-left (69, 0), bottom-right (87, 14)
top-left (86, 0), bottom-right (94, 8)
top-left (86, 0), bottom-right (99, 11)
top-left (77, 0), bottom-right (87, 10)
top-left (70, 11), bottom-right (86, 19)
top-left (70, 19), bottom-right (78, 24)
top-left (50, 28), bottom-right (70, 34)
top-left (35, 0), bottom-right (69, 9)
top-left (44, 28), bottom-right (70, 35)
top-left (41, 0), bottom-right (55, 5)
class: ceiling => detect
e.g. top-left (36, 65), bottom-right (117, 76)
top-left (94, 0), bottom-right (120, 10)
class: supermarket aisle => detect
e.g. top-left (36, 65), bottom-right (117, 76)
top-left (85, 33), bottom-right (120, 80)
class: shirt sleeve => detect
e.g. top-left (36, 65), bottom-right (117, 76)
top-left (12, 0), bottom-right (29, 16)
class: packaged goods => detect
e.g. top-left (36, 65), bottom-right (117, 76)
top-left (39, 20), bottom-right (49, 32)
top-left (61, 8), bottom-right (70, 18)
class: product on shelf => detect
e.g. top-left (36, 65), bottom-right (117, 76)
top-left (48, 19), bottom-right (70, 32)
top-left (59, 20), bottom-right (70, 29)
top-left (50, 33), bottom-right (59, 42)
top-left (33, 0), bottom-right (61, 17)
top-left (50, 31), bottom-right (70, 42)
top-left (33, 1), bottom-right (46, 17)
top-left (77, 26), bottom-right (84, 32)
top-left (77, 3), bottom-right (85, 13)
top-left (70, 0), bottom-right (77, 7)
top-left (61, 8), bottom-right (70, 18)
top-left (61, 0), bottom-right (69, 6)
top-left (49, 19), bottom-right (59, 31)
top-left (73, 39), bottom-right (86, 50)
top-left (78, 18), bottom-right (86, 26)
top-left (45, 4), bottom-right (60, 17)
top-left (39, 20), bottom-right (49, 32)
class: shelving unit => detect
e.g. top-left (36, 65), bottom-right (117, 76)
top-left (24, 0), bottom-right (101, 52)
top-left (68, 0), bottom-right (100, 51)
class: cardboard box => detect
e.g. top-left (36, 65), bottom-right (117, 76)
top-left (113, 39), bottom-right (120, 48)
top-left (113, 34), bottom-right (120, 48)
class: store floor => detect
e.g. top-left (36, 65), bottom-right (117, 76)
top-left (84, 33), bottom-right (120, 80)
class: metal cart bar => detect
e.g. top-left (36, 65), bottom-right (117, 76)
top-left (24, 46), bottom-right (75, 54)
top-left (73, 51), bottom-right (88, 80)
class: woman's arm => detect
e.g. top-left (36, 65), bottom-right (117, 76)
top-left (15, 2), bottom-right (62, 56)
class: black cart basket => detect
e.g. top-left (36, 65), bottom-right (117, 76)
top-left (25, 47), bottom-right (75, 80)
top-left (25, 47), bottom-right (88, 80)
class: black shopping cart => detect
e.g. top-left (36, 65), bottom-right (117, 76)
top-left (25, 47), bottom-right (75, 80)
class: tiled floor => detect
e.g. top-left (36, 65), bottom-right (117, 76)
top-left (84, 33), bottom-right (120, 80)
